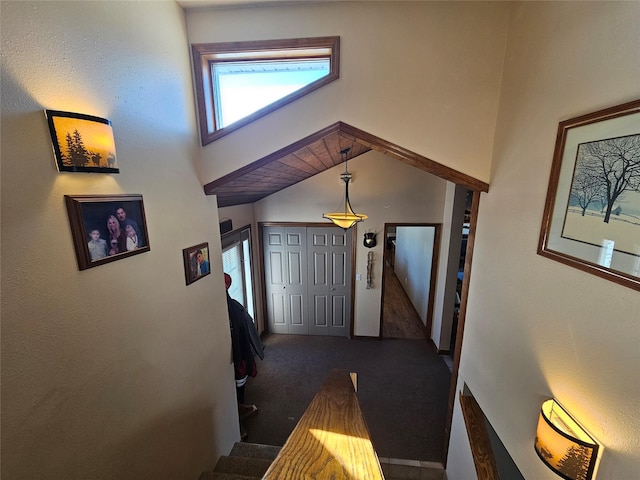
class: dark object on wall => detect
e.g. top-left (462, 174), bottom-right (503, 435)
top-left (183, 242), bottom-right (211, 285)
top-left (65, 194), bottom-right (149, 270)
top-left (363, 232), bottom-right (377, 248)
top-left (220, 218), bottom-right (233, 235)
top-left (46, 110), bottom-right (119, 173)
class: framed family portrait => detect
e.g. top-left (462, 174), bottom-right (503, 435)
top-left (183, 242), bottom-right (211, 285)
top-left (538, 99), bottom-right (640, 291)
top-left (46, 110), bottom-right (119, 174)
top-left (65, 194), bottom-right (150, 270)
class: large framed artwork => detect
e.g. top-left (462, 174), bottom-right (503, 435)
top-left (65, 194), bottom-right (150, 270)
top-left (538, 99), bottom-right (640, 291)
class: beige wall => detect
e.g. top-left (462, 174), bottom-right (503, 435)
top-left (253, 150), bottom-right (448, 336)
top-left (3, 1), bottom-right (639, 479)
top-left (185, 1), bottom-right (510, 186)
top-left (1, 2), bottom-right (238, 479)
top-left (448, 2), bottom-right (640, 479)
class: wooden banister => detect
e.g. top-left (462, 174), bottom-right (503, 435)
top-left (262, 369), bottom-right (385, 479)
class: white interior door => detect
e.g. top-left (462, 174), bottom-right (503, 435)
top-left (264, 225), bottom-right (351, 337)
top-left (307, 227), bottom-right (351, 336)
top-left (264, 226), bottom-right (308, 334)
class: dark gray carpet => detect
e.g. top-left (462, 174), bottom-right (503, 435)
top-left (240, 334), bottom-right (451, 462)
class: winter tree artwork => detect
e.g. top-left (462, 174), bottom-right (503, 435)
top-left (538, 100), bottom-right (640, 291)
top-left (45, 110), bottom-right (119, 173)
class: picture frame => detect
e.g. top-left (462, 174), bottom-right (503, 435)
top-left (65, 194), bottom-right (150, 270)
top-left (46, 110), bottom-right (119, 173)
top-left (183, 242), bottom-right (211, 285)
top-left (538, 99), bottom-right (640, 291)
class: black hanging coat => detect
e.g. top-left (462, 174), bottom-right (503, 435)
top-left (227, 293), bottom-right (264, 380)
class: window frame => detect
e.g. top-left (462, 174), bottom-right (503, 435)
top-left (191, 37), bottom-right (340, 146)
top-left (222, 225), bottom-right (255, 320)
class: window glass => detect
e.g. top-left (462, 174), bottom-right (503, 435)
top-left (222, 227), bottom-right (255, 320)
top-left (214, 59), bottom-right (330, 128)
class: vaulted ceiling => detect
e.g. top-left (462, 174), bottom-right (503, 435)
top-left (204, 121), bottom-right (489, 207)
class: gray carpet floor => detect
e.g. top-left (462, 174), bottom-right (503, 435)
top-left (240, 334), bottom-right (451, 462)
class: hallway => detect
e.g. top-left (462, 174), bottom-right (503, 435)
top-left (382, 262), bottom-right (427, 339)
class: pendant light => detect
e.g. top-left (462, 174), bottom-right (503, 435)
top-left (323, 147), bottom-right (368, 230)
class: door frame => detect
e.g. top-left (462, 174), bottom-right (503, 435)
top-left (442, 189), bottom-right (480, 464)
top-left (221, 224), bottom-right (256, 320)
top-left (258, 222), bottom-right (357, 337)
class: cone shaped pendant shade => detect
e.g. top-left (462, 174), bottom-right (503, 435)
top-left (323, 148), bottom-right (367, 230)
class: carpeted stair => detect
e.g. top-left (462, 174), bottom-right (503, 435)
top-left (379, 458), bottom-right (447, 480)
top-left (199, 442), bottom-right (281, 480)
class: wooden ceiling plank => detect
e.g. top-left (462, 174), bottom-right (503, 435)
top-left (207, 120), bottom-right (489, 206)
top-left (279, 153), bottom-right (323, 175)
top-left (294, 147), bottom-right (330, 172)
top-left (307, 140), bottom-right (336, 169)
top-left (261, 162), bottom-right (311, 181)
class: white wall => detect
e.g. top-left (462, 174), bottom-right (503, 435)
top-left (1, 2), bottom-right (238, 479)
top-left (394, 226), bottom-right (437, 327)
top-left (253, 150), bottom-right (447, 336)
top-left (448, 2), bottom-right (640, 479)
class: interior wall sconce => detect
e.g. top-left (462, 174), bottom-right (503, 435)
top-left (45, 110), bottom-right (119, 173)
top-left (323, 147), bottom-right (367, 230)
top-left (363, 232), bottom-right (377, 248)
top-left (535, 399), bottom-right (601, 480)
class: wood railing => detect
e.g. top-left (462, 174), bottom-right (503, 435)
top-left (262, 369), bottom-right (385, 479)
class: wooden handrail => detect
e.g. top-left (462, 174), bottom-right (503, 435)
top-left (262, 369), bottom-right (385, 479)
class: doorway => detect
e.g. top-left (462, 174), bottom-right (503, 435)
top-left (380, 224), bottom-right (439, 340)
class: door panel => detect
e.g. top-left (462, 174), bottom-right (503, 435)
top-left (264, 226), bottom-right (308, 334)
top-left (271, 293), bottom-right (287, 329)
top-left (312, 295), bottom-right (328, 327)
top-left (332, 295), bottom-right (346, 328)
top-left (328, 230), bottom-right (350, 336)
top-left (265, 225), bottom-right (350, 337)
top-left (308, 230), bottom-right (331, 335)
top-left (265, 229), bottom-right (288, 334)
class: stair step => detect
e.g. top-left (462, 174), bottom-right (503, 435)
top-left (379, 458), bottom-right (446, 480)
top-left (213, 455), bottom-right (273, 478)
top-left (199, 472), bottom-right (260, 480)
top-left (229, 442), bottom-right (281, 461)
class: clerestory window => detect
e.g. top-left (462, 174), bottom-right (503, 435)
top-left (191, 37), bottom-right (340, 145)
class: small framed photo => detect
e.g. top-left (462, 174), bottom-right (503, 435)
top-left (538, 99), bottom-right (640, 290)
top-left (46, 110), bottom-right (119, 173)
top-left (183, 242), bottom-right (211, 285)
top-left (65, 194), bottom-right (150, 270)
